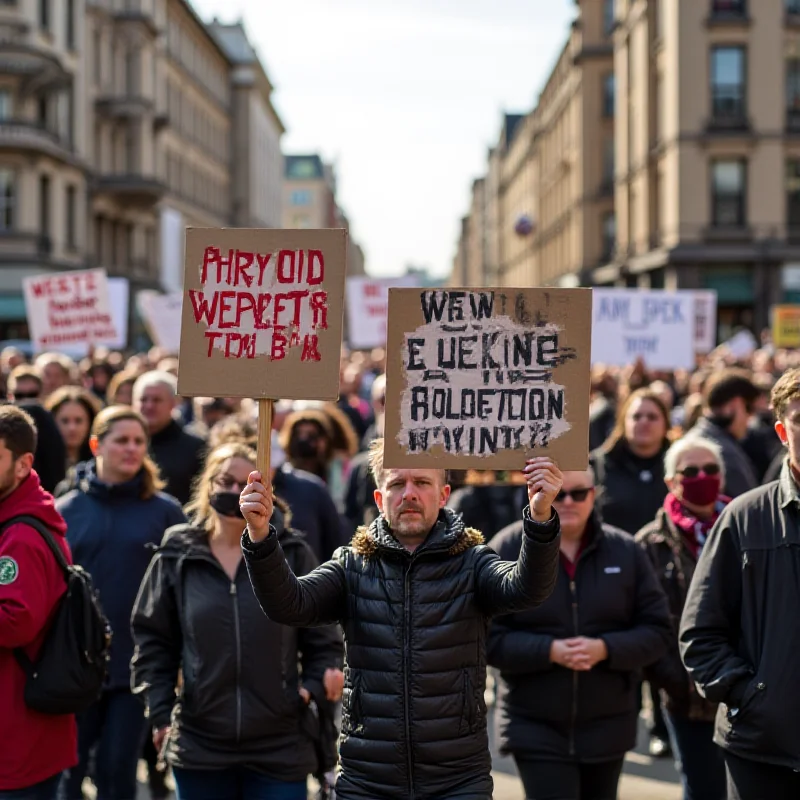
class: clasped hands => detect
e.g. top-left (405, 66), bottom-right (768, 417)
top-left (549, 637), bottom-right (608, 671)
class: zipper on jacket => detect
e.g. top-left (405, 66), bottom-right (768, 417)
top-left (230, 581), bottom-right (243, 744)
top-left (403, 561), bottom-right (415, 800)
top-left (569, 579), bottom-right (579, 757)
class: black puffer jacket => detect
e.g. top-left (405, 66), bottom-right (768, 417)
top-left (487, 514), bottom-right (671, 763)
top-left (243, 507), bottom-right (560, 800)
top-left (131, 508), bottom-right (343, 780)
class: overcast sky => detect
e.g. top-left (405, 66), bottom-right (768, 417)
top-left (190, 0), bottom-right (575, 278)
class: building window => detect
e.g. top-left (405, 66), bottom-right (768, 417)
top-left (0, 91), bottom-right (11, 121)
top-left (603, 73), bottom-right (615, 117)
top-left (291, 190), bottom-right (312, 206)
top-left (602, 137), bottom-right (615, 187)
top-left (788, 59), bottom-right (800, 130)
top-left (790, 0), bottom-right (800, 16)
top-left (66, 185), bottom-right (76, 249)
top-left (603, 0), bottom-right (615, 34)
top-left (602, 213), bottom-right (616, 261)
top-left (788, 161), bottom-right (800, 233)
top-left (39, 174), bottom-right (50, 237)
top-left (711, 0), bottom-right (745, 15)
top-left (711, 46), bottom-right (746, 123)
top-left (0, 170), bottom-right (14, 230)
top-left (39, 0), bottom-right (50, 31)
top-left (711, 160), bottom-right (746, 227)
top-left (66, 0), bottom-right (75, 48)
top-left (37, 96), bottom-right (48, 130)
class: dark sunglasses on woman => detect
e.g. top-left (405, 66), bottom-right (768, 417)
top-left (677, 464), bottom-right (720, 479)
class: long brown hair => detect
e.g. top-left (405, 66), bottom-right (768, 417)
top-left (46, 386), bottom-right (103, 463)
top-left (186, 442), bottom-right (257, 534)
top-left (91, 405), bottom-right (165, 500)
top-left (601, 388), bottom-right (672, 456)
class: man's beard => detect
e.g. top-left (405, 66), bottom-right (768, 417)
top-left (0, 464), bottom-right (18, 499)
top-left (387, 504), bottom-right (430, 538)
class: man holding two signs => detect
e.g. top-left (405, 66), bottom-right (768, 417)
top-left (240, 447), bottom-right (562, 799)
top-left (237, 287), bottom-right (601, 799)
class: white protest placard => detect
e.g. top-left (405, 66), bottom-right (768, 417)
top-left (591, 289), bottom-right (695, 370)
top-left (345, 275), bottom-right (419, 350)
top-left (106, 277), bottom-right (129, 351)
top-left (693, 290), bottom-right (718, 354)
top-left (23, 268), bottom-right (120, 353)
top-left (137, 290), bottom-right (183, 353)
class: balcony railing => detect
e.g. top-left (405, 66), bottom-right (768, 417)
top-left (0, 119), bottom-right (73, 160)
top-left (709, 87), bottom-right (748, 129)
top-left (710, 0), bottom-right (746, 18)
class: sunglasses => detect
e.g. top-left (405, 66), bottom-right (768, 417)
top-left (554, 488), bottom-right (594, 503)
top-left (677, 464), bottom-right (720, 478)
top-left (12, 391), bottom-right (40, 401)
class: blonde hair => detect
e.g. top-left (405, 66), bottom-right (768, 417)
top-left (91, 406), bottom-right (165, 500)
top-left (106, 369), bottom-right (140, 405)
top-left (186, 442), bottom-right (257, 534)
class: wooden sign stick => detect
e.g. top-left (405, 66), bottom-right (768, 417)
top-left (257, 398), bottom-right (274, 481)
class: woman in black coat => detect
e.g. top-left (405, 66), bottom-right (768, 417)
top-left (131, 442), bottom-right (344, 800)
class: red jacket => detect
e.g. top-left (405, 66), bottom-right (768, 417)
top-left (0, 470), bottom-right (77, 789)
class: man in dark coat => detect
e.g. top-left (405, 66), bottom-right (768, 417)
top-left (133, 371), bottom-right (206, 505)
top-left (488, 466), bottom-right (671, 800)
top-left (680, 367), bottom-right (800, 799)
top-left (239, 439), bottom-right (563, 800)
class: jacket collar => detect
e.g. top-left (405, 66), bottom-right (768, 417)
top-left (778, 456), bottom-right (800, 510)
top-left (350, 507), bottom-right (484, 559)
top-left (80, 460), bottom-right (143, 502)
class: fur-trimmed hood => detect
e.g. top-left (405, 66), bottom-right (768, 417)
top-left (349, 507), bottom-right (484, 559)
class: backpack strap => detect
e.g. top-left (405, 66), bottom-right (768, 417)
top-left (0, 515), bottom-right (70, 577)
top-left (1, 516), bottom-right (70, 677)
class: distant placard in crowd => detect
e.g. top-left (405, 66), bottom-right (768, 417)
top-left (693, 290), bottom-right (718, 354)
top-left (177, 228), bottom-right (347, 399)
top-left (772, 305), bottom-right (800, 348)
top-left (591, 289), bottom-right (699, 370)
top-left (345, 275), bottom-right (419, 350)
top-left (383, 287), bottom-right (592, 471)
top-left (137, 291), bottom-right (183, 353)
top-left (23, 268), bottom-right (121, 353)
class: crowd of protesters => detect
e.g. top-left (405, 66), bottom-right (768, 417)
top-left (1, 331), bottom-right (800, 799)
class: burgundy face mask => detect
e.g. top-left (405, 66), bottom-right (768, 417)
top-left (680, 474), bottom-right (721, 507)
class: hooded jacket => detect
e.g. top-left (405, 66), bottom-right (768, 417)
top-left (0, 470), bottom-right (77, 790)
top-left (488, 513), bottom-right (671, 763)
top-left (131, 508), bottom-right (343, 780)
top-left (57, 461), bottom-right (186, 688)
top-left (243, 506), bottom-right (560, 800)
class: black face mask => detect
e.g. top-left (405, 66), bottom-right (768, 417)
top-left (290, 437), bottom-right (319, 460)
top-left (209, 492), bottom-right (244, 519)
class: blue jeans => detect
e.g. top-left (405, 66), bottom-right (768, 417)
top-left (172, 767), bottom-right (307, 800)
top-left (664, 709), bottom-right (726, 800)
top-left (59, 690), bottom-right (147, 800)
top-left (0, 774), bottom-right (61, 800)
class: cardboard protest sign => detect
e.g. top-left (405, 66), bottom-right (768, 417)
top-left (591, 289), bottom-right (695, 370)
top-left (23, 268), bottom-right (120, 352)
top-left (693, 290), bottom-right (718, 354)
top-left (177, 228), bottom-right (347, 399)
top-left (138, 291), bottom-right (183, 353)
top-left (384, 287), bottom-right (592, 471)
top-left (772, 305), bottom-right (800, 348)
top-left (345, 275), bottom-right (418, 350)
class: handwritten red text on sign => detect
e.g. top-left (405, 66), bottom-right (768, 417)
top-left (188, 247), bottom-right (330, 361)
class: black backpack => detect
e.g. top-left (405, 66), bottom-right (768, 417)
top-left (4, 515), bottom-right (112, 715)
